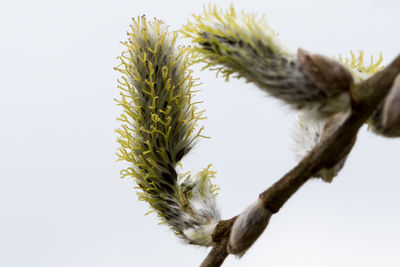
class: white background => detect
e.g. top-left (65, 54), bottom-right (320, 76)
top-left (1, 0), bottom-right (400, 266)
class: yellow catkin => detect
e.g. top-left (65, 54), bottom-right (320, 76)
top-left (115, 16), bottom-right (220, 245)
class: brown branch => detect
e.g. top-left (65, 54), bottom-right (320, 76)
top-left (200, 54), bottom-right (400, 267)
top-left (200, 218), bottom-right (236, 267)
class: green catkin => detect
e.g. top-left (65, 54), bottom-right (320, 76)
top-left (115, 16), bottom-right (220, 246)
top-left (181, 4), bottom-right (345, 115)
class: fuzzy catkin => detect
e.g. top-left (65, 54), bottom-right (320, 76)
top-left (115, 16), bottom-right (220, 246)
top-left (181, 5), bottom-right (353, 116)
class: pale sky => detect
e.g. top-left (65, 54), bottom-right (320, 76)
top-left (1, 0), bottom-right (400, 267)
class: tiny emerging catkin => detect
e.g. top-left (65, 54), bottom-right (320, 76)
top-left (337, 51), bottom-right (384, 83)
top-left (228, 199), bottom-right (272, 256)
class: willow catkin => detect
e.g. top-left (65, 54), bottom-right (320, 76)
top-left (115, 16), bottom-right (220, 246)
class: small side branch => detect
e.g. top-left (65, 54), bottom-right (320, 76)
top-left (200, 54), bottom-right (400, 267)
